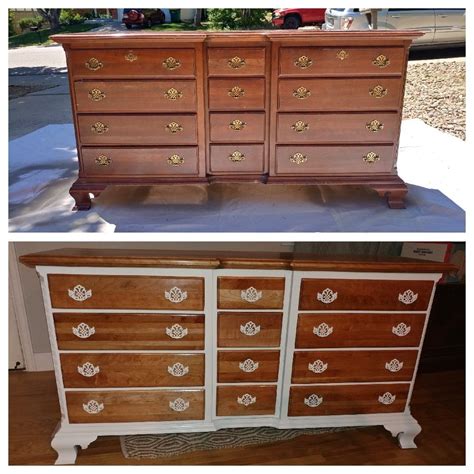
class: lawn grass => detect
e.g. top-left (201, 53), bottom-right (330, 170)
top-left (150, 22), bottom-right (208, 31)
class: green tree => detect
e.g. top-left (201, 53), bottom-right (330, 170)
top-left (36, 8), bottom-right (62, 30)
top-left (207, 9), bottom-right (271, 30)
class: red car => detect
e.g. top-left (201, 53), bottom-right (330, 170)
top-left (122, 8), bottom-right (165, 29)
top-left (272, 8), bottom-right (326, 29)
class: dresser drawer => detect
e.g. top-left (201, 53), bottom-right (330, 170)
top-left (54, 314), bottom-right (205, 350)
top-left (210, 145), bottom-right (265, 174)
top-left (208, 47), bottom-right (265, 76)
top-left (218, 350), bottom-right (280, 382)
top-left (276, 112), bottom-right (399, 144)
top-left (74, 80), bottom-right (196, 113)
top-left (288, 383), bottom-right (409, 416)
top-left (66, 389), bottom-right (205, 423)
top-left (291, 350), bottom-right (417, 384)
top-left (209, 113), bottom-right (265, 142)
top-left (81, 147), bottom-right (199, 177)
top-left (295, 313), bottom-right (425, 348)
top-left (61, 353), bottom-right (205, 388)
top-left (216, 385), bottom-right (277, 416)
top-left (69, 49), bottom-right (196, 77)
top-left (209, 78), bottom-right (265, 111)
top-left (218, 312), bottom-right (282, 348)
top-left (218, 277), bottom-right (285, 309)
top-left (279, 47), bottom-right (405, 76)
top-left (48, 274), bottom-right (204, 310)
top-left (275, 145), bottom-right (395, 175)
top-left (278, 78), bottom-right (402, 111)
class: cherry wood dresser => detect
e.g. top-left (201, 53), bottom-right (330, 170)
top-left (52, 30), bottom-right (422, 210)
top-left (20, 249), bottom-right (454, 464)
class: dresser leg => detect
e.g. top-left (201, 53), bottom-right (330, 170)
top-left (373, 185), bottom-right (408, 209)
top-left (51, 429), bottom-right (98, 465)
top-left (70, 182), bottom-right (107, 211)
top-left (383, 417), bottom-right (422, 449)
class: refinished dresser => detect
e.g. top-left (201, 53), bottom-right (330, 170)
top-left (52, 30), bottom-right (422, 210)
top-left (20, 249), bottom-right (454, 464)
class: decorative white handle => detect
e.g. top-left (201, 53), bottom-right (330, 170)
top-left (164, 286), bottom-right (188, 304)
top-left (308, 359), bottom-right (328, 373)
top-left (68, 284), bottom-right (92, 302)
top-left (239, 358), bottom-right (259, 373)
top-left (317, 288), bottom-right (338, 304)
top-left (385, 359), bottom-right (404, 372)
top-left (72, 322), bottom-right (96, 339)
top-left (398, 289), bottom-right (418, 305)
top-left (392, 322), bottom-right (411, 337)
top-left (304, 394), bottom-right (323, 408)
top-left (240, 321), bottom-right (261, 336)
top-left (166, 323), bottom-right (188, 339)
top-left (313, 322), bottom-right (333, 338)
top-left (77, 362), bottom-right (100, 377)
top-left (169, 398), bottom-right (189, 412)
top-left (241, 286), bottom-right (262, 303)
top-left (167, 362), bottom-right (189, 377)
top-left (83, 400), bottom-right (104, 414)
top-left (378, 392), bottom-right (396, 405)
top-left (237, 393), bottom-right (256, 406)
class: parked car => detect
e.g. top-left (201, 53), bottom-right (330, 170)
top-left (122, 8), bottom-right (165, 29)
top-left (323, 8), bottom-right (465, 47)
top-left (272, 8), bottom-right (326, 29)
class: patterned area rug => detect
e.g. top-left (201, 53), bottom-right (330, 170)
top-left (121, 426), bottom-right (351, 459)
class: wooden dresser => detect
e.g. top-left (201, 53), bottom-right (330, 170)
top-left (20, 249), bottom-right (454, 464)
top-left (52, 30), bottom-right (422, 210)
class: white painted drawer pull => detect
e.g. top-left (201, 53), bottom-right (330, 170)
top-left (304, 394), bottom-right (323, 408)
top-left (77, 362), bottom-right (100, 377)
top-left (237, 393), bottom-right (257, 406)
top-left (313, 322), bottom-right (333, 338)
top-left (166, 323), bottom-right (188, 339)
top-left (392, 322), bottom-right (411, 337)
top-left (164, 286), bottom-right (188, 304)
top-left (240, 321), bottom-right (261, 336)
top-left (378, 392), bottom-right (396, 405)
top-left (385, 359), bottom-right (404, 372)
top-left (316, 288), bottom-right (338, 304)
top-left (169, 397), bottom-right (189, 412)
top-left (308, 359), bottom-right (328, 373)
top-left (167, 362), bottom-right (189, 377)
top-left (72, 322), bottom-right (96, 339)
top-left (239, 358), bottom-right (259, 372)
top-left (398, 289), bottom-right (418, 305)
top-left (68, 284), bottom-right (92, 302)
top-left (241, 286), bottom-right (262, 303)
top-left (82, 400), bottom-right (104, 414)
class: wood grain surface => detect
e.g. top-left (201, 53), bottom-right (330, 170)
top-left (208, 47), bottom-right (265, 76)
top-left (217, 350), bottom-right (280, 382)
top-left (216, 385), bottom-right (277, 416)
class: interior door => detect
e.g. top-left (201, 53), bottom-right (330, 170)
top-left (434, 9), bottom-right (466, 44)
top-left (9, 292), bottom-right (25, 370)
top-left (385, 8), bottom-right (435, 45)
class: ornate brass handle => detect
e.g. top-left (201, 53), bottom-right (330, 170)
top-left (167, 154), bottom-right (184, 166)
top-left (163, 57), bottom-right (181, 70)
top-left (372, 54), bottom-right (390, 68)
top-left (91, 121), bottom-right (109, 134)
top-left (363, 151), bottom-right (380, 164)
top-left (228, 86), bottom-right (245, 99)
top-left (291, 120), bottom-right (309, 133)
top-left (85, 58), bottom-right (103, 71)
top-left (164, 88), bottom-right (183, 100)
top-left (125, 51), bottom-right (138, 62)
top-left (95, 154), bottom-right (111, 166)
top-left (293, 87), bottom-right (311, 99)
top-left (228, 56), bottom-right (246, 69)
top-left (290, 152), bottom-right (307, 165)
top-left (166, 122), bottom-right (183, 133)
top-left (229, 151), bottom-right (245, 162)
top-left (88, 88), bottom-right (106, 102)
top-left (294, 55), bottom-right (313, 69)
top-left (229, 119), bottom-right (246, 131)
top-left (369, 85), bottom-right (388, 98)
top-left (366, 119), bottom-right (384, 132)
top-left (336, 50), bottom-right (349, 61)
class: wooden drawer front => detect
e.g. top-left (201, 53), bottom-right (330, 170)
top-left (295, 313), bottom-right (425, 349)
top-left (61, 353), bottom-right (205, 388)
top-left (299, 278), bottom-right (433, 311)
top-left (288, 383), bottom-right (409, 416)
top-left (209, 113), bottom-right (265, 142)
top-left (66, 389), bottom-right (204, 423)
top-left (54, 314), bottom-right (205, 350)
top-left (69, 49), bottom-right (195, 77)
top-left (275, 145), bottom-right (395, 175)
top-left (48, 274), bottom-right (204, 310)
top-left (74, 80), bottom-right (196, 113)
top-left (278, 78), bottom-right (402, 111)
top-left (291, 350), bottom-right (417, 384)
top-left (210, 145), bottom-right (264, 174)
top-left (218, 277), bottom-right (285, 309)
top-left (218, 313), bottom-right (282, 348)
top-left (81, 147), bottom-right (199, 177)
top-left (279, 47), bottom-right (405, 76)
top-left (218, 350), bottom-right (280, 383)
top-left (216, 385), bottom-right (276, 416)
top-left (209, 78), bottom-right (265, 111)
top-left (208, 48), bottom-right (265, 76)
top-left (276, 113), bottom-right (399, 144)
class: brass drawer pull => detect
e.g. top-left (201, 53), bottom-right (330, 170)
top-left (125, 50), bottom-right (138, 62)
top-left (85, 58), bottom-right (103, 71)
top-left (229, 151), bottom-right (245, 162)
top-left (291, 120), bottom-right (309, 133)
top-left (228, 56), bottom-right (246, 69)
top-left (366, 119), bottom-right (384, 132)
top-left (293, 86), bottom-right (311, 99)
top-left (228, 86), bottom-right (245, 99)
top-left (336, 50), bottom-right (349, 61)
top-left (88, 88), bottom-right (106, 102)
top-left (163, 57), bottom-right (181, 70)
top-left (294, 55), bottom-right (313, 69)
top-left (290, 152), bottom-right (307, 165)
top-left (167, 154), bottom-right (184, 166)
top-left (369, 85), bottom-right (387, 98)
top-left (95, 154), bottom-right (111, 166)
top-left (166, 122), bottom-right (183, 133)
top-left (91, 121), bottom-right (109, 134)
top-left (372, 54), bottom-right (390, 68)
top-left (229, 119), bottom-right (246, 131)
top-left (363, 151), bottom-right (380, 164)
top-left (164, 88), bottom-right (183, 100)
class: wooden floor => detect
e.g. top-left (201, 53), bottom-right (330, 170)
top-left (9, 369), bottom-right (465, 465)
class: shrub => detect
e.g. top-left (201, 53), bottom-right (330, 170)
top-left (207, 9), bottom-right (271, 30)
top-left (60, 9), bottom-right (86, 25)
top-left (9, 11), bottom-right (16, 36)
top-left (18, 16), bottom-right (43, 32)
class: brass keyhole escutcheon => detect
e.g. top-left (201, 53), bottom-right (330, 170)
top-left (85, 58), bottom-right (103, 71)
top-left (125, 51), bottom-right (138, 62)
top-left (336, 50), bottom-right (349, 61)
top-left (229, 119), bottom-right (246, 131)
top-left (167, 154), bottom-right (184, 166)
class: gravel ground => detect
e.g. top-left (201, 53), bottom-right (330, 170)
top-left (403, 60), bottom-right (465, 140)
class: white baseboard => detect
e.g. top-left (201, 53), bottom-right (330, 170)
top-left (32, 352), bottom-right (54, 371)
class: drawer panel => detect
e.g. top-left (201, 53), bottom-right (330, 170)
top-left (276, 113), bottom-right (399, 144)
top-left (295, 313), bottom-right (425, 348)
top-left (48, 274), bottom-right (204, 310)
top-left (69, 49), bottom-right (196, 77)
top-left (218, 312), bottom-right (282, 348)
top-left (54, 314), bottom-right (205, 350)
top-left (218, 350), bottom-right (280, 382)
top-left (208, 47), bottom-right (265, 76)
top-left (209, 112), bottom-right (265, 142)
top-left (61, 353), bottom-right (205, 388)
top-left (288, 383), bottom-right (409, 416)
top-left (209, 144), bottom-right (265, 174)
top-left (75, 80), bottom-right (197, 113)
top-left (218, 277), bottom-right (285, 309)
top-left (66, 389), bottom-right (205, 423)
top-left (278, 78), bottom-right (402, 111)
top-left (209, 78), bottom-right (265, 111)
top-left (275, 145), bottom-right (395, 175)
top-left (299, 278), bottom-right (433, 311)
top-left (291, 350), bottom-right (417, 383)
top-left (81, 147), bottom-right (199, 177)
top-left (216, 385), bottom-right (277, 416)
top-left (279, 47), bottom-right (405, 76)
